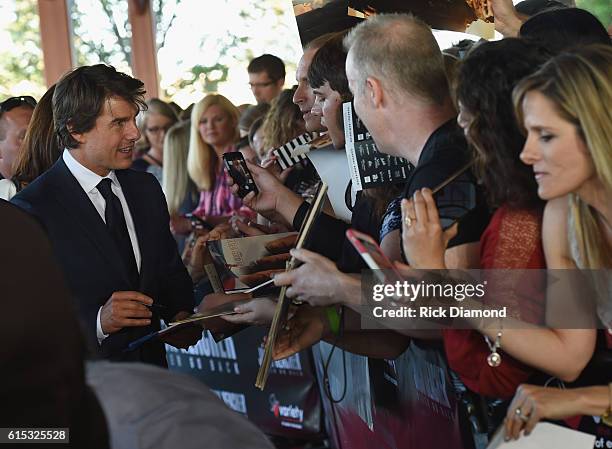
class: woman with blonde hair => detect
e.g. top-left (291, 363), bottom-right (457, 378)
top-left (503, 43), bottom-right (611, 440)
top-left (132, 98), bottom-right (178, 183)
top-left (172, 94), bottom-right (252, 235)
top-left (162, 120), bottom-right (198, 252)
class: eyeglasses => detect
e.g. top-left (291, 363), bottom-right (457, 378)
top-left (0, 96), bottom-right (37, 114)
top-left (248, 81), bottom-right (276, 89)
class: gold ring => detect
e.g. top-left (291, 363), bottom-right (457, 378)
top-left (404, 216), bottom-right (416, 227)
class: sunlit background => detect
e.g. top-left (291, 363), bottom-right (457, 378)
top-left (1, 0), bottom-right (609, 108)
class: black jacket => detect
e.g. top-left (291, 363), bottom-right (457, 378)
top-left (11, 158), bottom-right (194, 365)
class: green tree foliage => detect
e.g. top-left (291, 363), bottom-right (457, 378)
top-left (1, 0), bottom-right (297, 102)
top-left (0, 0), bottom-right (45, 97)
top-left (575, 0), bottom-right (612, 28)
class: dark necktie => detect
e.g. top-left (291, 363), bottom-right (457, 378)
top-left (96, 178), bottom-right (139, 288)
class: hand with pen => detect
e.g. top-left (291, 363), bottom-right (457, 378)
top-left (100, 291), bottom-right (156, 334)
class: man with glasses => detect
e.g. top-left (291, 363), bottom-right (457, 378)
top-left (247, 53), bottom-right (285, 104)
top-left (0, 95), bottom-right (36, 180)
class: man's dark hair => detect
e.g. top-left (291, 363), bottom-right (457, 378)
top-left (53, 64), bottom-right (147, 149)
top-left (247, 54), bottom-right (286, 81)
top-left (520, 8), bottom-right (610, 55)
top-left (307, 31), bottom-right (351, 100)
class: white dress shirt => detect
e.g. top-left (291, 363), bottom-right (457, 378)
top-left (63, 149), bottom-right (141, 344)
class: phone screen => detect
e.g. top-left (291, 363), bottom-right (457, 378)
top-left (223, 152), bottom-right (258, 198)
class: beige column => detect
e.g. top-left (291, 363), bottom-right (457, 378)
top-left (128, 0), bottom-right (159, 98)
top-left (37, 0), bottom-right (73, 86)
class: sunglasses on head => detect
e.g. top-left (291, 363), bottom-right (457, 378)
top-left (0, 96), bottom-right (37, 113)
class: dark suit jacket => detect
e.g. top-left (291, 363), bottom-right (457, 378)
top-left (11, 158), bottom-right (194, 366)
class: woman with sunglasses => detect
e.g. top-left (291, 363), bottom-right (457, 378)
top-left (0, 95), bottom-right (36, 198)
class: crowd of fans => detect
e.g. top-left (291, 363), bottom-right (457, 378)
top-left (0, 0), bottom-right (610, 447)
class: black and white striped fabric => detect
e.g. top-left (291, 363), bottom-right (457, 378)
top-left (272, 133), bottom-right (314, 170)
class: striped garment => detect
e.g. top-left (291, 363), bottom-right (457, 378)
top-left (192, 164), bottom-right (255, 219)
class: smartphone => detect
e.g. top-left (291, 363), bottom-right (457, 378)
top-left (346, 229), bottom-right (403, 282)
top-left (183, 213), bottom-right (213, 231)
top-left (223, 151), bottom-right (258, 198)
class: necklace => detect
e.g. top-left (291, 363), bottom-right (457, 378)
top-left (484, 332), bottom-right (503, 367)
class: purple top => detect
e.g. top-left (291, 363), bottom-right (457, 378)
top-left (192, 151), bottom-right (254, 219)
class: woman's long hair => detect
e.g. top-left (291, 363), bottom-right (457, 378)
top-left (456, 38), bottom-right (550, 210)
top-left (514, 44), bottom-right (612, 268)
top-left (162, 121), bottom-right (195, 215)
top-left (260, 87), bottom-right (305, 156)
top-left (187, 94), bottom-right (240, 191)
top-left (12, 85), bottom-right (61, 190)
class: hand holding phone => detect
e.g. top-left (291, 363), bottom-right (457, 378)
top-left (223, 151), bottom-right (259, 198)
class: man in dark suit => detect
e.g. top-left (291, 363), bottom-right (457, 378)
top-left (11, 64), bottom-right (199, 366)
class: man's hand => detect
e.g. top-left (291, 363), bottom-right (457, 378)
top-left (221, 298), bottom-right (277, 326)
top-left (261, 155), bottom-right (294, 183)
top-left (273, 248), bottom-right (349, 307)
top-left (100, 291), bottom-right (153, 334)
top-left (160, 311), bottom-right (203, 349)
top-left (273, 305), bottom-right (331, 360)
top-left (229, 160), bottom-right (284, 214)
top-left (401, 189), bottom-right (457, 269)
top-left (491, 0), bottom-right (525, 37)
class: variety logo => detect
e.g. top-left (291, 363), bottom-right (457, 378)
top-left (269, 394), bottom-right (304, 428)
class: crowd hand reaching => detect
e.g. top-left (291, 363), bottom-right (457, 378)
top-left (229, 160), bottom-right (288, 215)
top-left (170, 214), bottom-right (193, 236)
top-left (207, 222), bottom-right (233, 241)
top-left (260, 154), bottom-right (294, 183)
top-left (100, 291), bottom-right (153, 334)
top-left (504, 384), bottom-right (585, 441)
top-left (273, 305), bottom-right (331, 360)
top-left (221, 297), bottom-right (277, 326)
top-left (401, 188), bottom-right (457, 269)
top-left (491, 0), bottom-right (525, 37)
top-left (231, 215), bottom-right (291, 237)
top-left (160, 310), bottom-right (203, 349)
top-left (185, 235), bottom-right (209, 283)
top-left (273, 248), bottom-right (344, 307)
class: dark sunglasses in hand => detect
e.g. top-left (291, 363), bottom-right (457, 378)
top-left (0, 96), bottom-right (37, 114)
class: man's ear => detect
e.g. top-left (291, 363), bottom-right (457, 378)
top-left (67, 123), bottom-right (86, 146)
top-left (276, 77), bottom-right (285, 90)
top-left (366, 77), bottom-right (384, 109)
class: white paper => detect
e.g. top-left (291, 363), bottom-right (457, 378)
top-left (307, 146), bottom-right (353, 223)
top-left (487, 422), bottom-right (595, 449)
